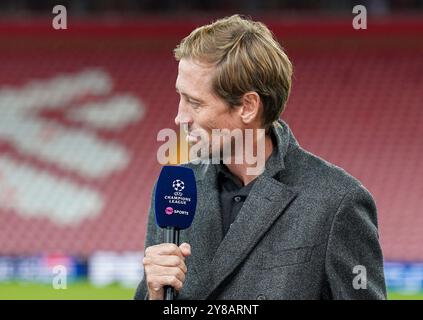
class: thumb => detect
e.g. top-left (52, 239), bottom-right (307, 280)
top-left (179, 242), bottom-right (191, 257)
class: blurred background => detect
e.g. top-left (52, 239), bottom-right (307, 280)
top-left (0, 0), bottom-right (422, 299)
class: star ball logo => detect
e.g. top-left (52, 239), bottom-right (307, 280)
top-left (172, 179), bottom-right (185, 192)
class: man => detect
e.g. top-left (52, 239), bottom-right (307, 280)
top-left (135, 15), bottom-right (386, 300)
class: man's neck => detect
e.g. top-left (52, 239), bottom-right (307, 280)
top-left (224, 133), bottom-right (274, 186)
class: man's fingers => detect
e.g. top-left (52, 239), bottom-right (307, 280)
top-left (143, 255), bottom-right (187, 273)
top-left (179, 242), bottom-right (191, 257)
top-left (145, 266), bottom-right (186, 289)
top-left (146, 243), bottom-right (186, 260)
top-left (148, 275), bottom-right (183, 292)
top-left (143, 243), bottom-right (191, 299)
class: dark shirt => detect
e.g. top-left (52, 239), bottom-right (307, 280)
top-left (217, 132), bottom-right (284, 237)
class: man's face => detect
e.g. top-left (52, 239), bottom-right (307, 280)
top-left (175, 58), bottom-right (241, 158)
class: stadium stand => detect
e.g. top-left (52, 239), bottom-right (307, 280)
top-left (0, 17), bottom-right (422, 265)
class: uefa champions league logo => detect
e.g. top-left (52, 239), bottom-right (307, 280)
top-left (164, 179), bottom-right (191, 206)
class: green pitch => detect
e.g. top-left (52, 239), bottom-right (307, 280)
top-left (0, 281), bottom-right (135, 300)
top-left (387, 291), bottom-right (423, 300)
top-left (0, 281), bottom-right (422, 300)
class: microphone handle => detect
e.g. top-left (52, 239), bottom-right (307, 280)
top-left (164, 226), bottom-right (180, 300)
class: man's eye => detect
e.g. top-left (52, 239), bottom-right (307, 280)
top-left (189, 101), bottom-right (201, 109)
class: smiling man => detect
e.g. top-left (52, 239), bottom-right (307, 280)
top-left (135, 14), bottom-right (386, 300)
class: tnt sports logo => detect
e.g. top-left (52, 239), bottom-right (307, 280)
top-left (172, 179), bottom-right (185, 192)
top-left (165, 207), bottom-right (174, 215)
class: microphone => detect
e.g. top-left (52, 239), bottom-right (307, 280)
top-left (154, 165), bottom-right (197, 300)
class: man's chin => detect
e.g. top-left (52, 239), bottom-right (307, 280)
top-left (187, 142), bottom-right (214, 163)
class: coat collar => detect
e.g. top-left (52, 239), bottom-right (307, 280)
top-left (193, 119), bottom-right (299, 182)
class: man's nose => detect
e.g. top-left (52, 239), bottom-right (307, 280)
top-left (175, 104), bottom-right (192, 127)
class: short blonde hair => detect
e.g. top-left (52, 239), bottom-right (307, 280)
top-left (174, 14), bottom-right (293, 129)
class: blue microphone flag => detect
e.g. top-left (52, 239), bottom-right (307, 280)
top-left (154, 165), bottom-right (197, 230)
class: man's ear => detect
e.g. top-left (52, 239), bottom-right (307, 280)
top-left (239, 92), bottom-right (261, 125)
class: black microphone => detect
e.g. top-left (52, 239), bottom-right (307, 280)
top-left (154, 165), bottom-right (197, 300)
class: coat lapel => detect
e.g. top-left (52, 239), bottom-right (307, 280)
top-left (202, 176), bottom-right (298, 299)
top-left (184, 163), bottom-right (223, 295)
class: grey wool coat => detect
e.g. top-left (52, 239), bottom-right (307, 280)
top-left (135, 120), bottom-right (387, 300)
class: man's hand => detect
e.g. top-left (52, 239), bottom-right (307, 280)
top-left (143, 242), bottom-right (191, 300)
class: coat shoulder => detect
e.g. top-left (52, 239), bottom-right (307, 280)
top-left (285, 147), bottom-right (374, 204)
